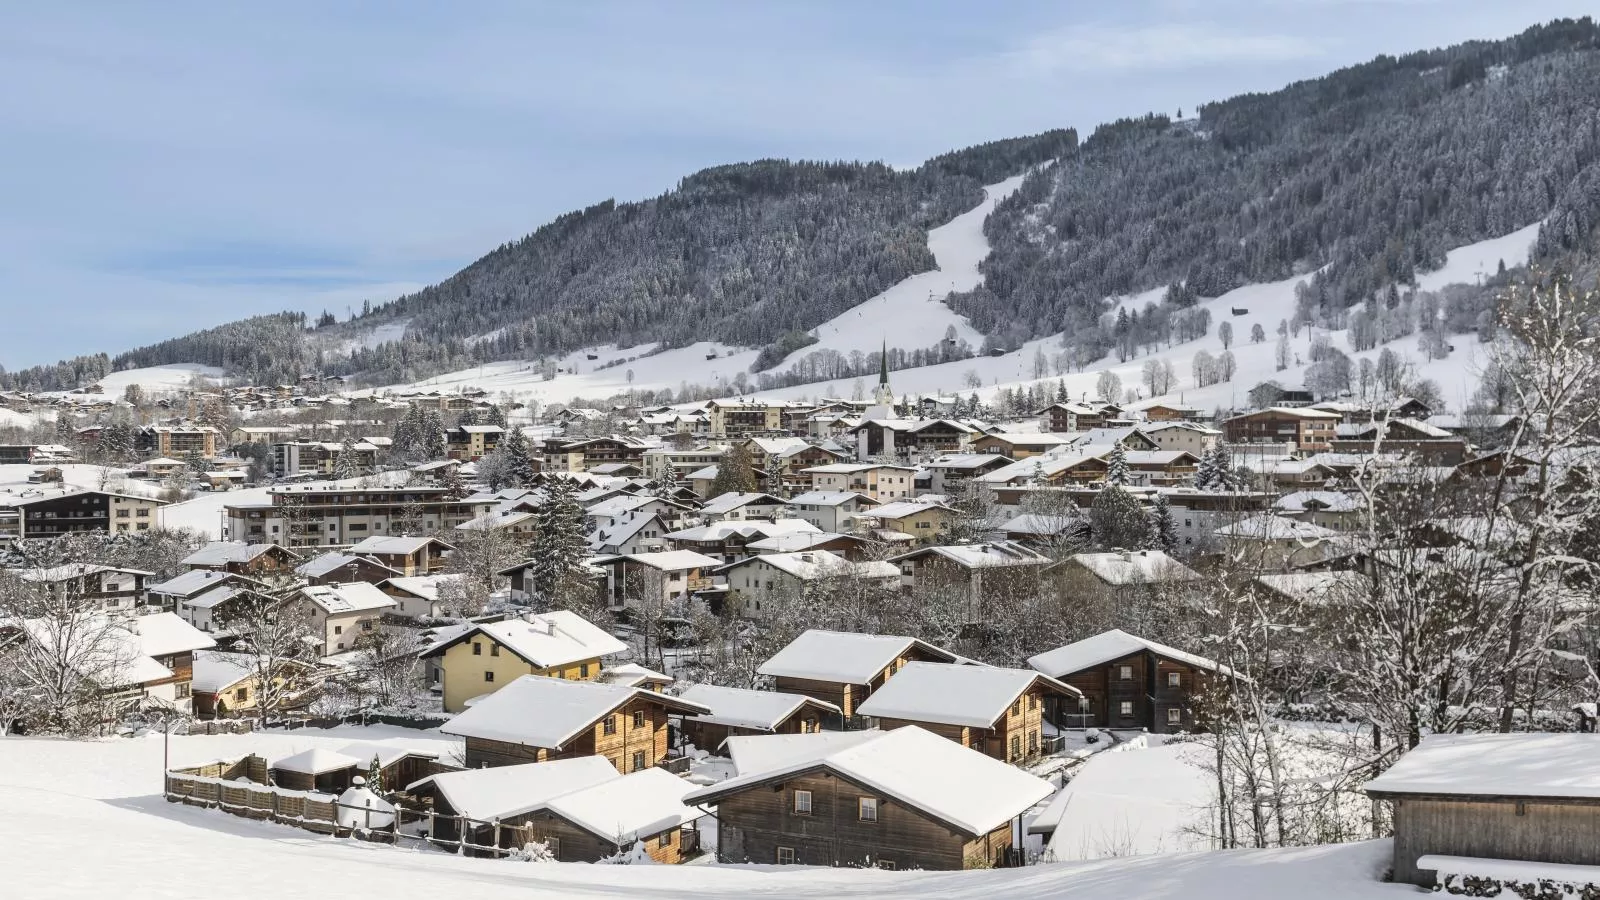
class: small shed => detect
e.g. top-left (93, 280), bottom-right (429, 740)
top-left (270, 748), bottom-right (363, 793)
top-left (676, 684), bottom-right (841, 751)
top-left (1365, 733), bottom-right (1600, 887)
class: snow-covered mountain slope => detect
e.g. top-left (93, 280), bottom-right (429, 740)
top-left (45, 363), bottom-right (230, 404)
top-left (0, 729), bottom-right (1407, 900)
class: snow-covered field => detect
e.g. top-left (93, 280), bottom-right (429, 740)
top-left (0, 727), bottom-right (1409, 899)
top-left (70, 364), bottom-right (229, 403)
top-left (0, 463), bottom-right (164, 501)
top-left (1045, 737), bottom-right (1214, 862)
top-left (158, 485), bottom-right (269, 538)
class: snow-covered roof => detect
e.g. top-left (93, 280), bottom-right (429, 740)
top-left (347, 535), bottom-right (451, 555)
top-left (590, 549), bottom-right (722, 572)
top-left (588, 513), bottom-right (664, 552)
top-left (1065, 550), bottom-right (1203, 585)
top-left (998, 513), bottom-right (1080, 536)
top-left (802, 462), bottom-right (915, 474)
top-left (598, 662), bottom-right (672, 688)
top-left (925, 453), bottom-right (1014, 471)
top-left (147, 569), bottom-right (244, 598)
top-left (745, 531), bottom-right (862, 553)
top-left (189, 651), bottom-right (262, 693)
top-left (665, 519), bottom-right (818, 544)
top-left (182, 541), bottom-right (294, 567)
top-left (1253, 571), bottom-right (1372, 605)
top-left (1365, 734), bottom-right (1600, 799)
top-left (723, 550), bottom-right (897, 582)
top-left (686, 726), bottom-right (1054, 837)
top-left (272, 748), bottom-right (362, 776)
top-left (699, 492), bottom-right (788, 517)
top-left (536, 767), bottom-right (705, 843)
top-left (1273, 491), bottom-right (1363, 513)
top-left (746, 437), bottom-right (810, 455)
top-left (336, 741), bottom-right (439, 768)
top-left (856, 662), bottom-right (1079, 728)
top-left (890, 541), bottom-right (1051, 569)
top-left (757, 630), bottom-right (956, 684)
top-left (408, 757), bottom-right (620, 822)
top-left (295, 552), bottom-right (401, 580)
top-left (865, 500), bottom-right (954, 520)
top-left (13, 563), bottom-right (153, 582)
top-left (427, 612), bottom-right (627, 669)
top-left (786, 491), bottom-right (877, 507)
top-left (1214, 514), bottom-right (1341, 541)
top-left (440, 675), bottom-right (709, 749)
top-left (378, 574), bottom-right (464, 602)
top-left (724, 730), bottom-right (882, 775)
top-left (299, 582), bottom-right (396, 615)
top-left (1029, 629), bottom-right (1233, 679)
top-left (130, 611), bottom-right (218, 657)
top-left (678, 684), bottom-right (840, 732)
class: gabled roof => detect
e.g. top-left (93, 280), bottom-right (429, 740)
top-left (440, 675), bottom-right (710, 749)
top-left (1214, 514), bottom-right (1342, 541)
top-left (745, 531), bottom-right (868, 554)
top-left (802, 462), bottom-right (916, 474)
top-left (13, 563), bottom-right (154, 583)
top-left (678, 684), bottom-right (841, 732)
top-left (146, 569), bottom-right (249, 599)
top-left (721, 550), bottom-right (898, 582)
top-left (1064, 550), bottom-right (1203, 585)
top-left (589, 550), bottom-right (722, 572)
top-left (1365, 734), bottom-right (1600, 800)
top-left (421, 611), bottom-right (626, 668)
top-left (699, 491), bottom-right (788, 517)
top-left (189, 650), bottom-right (261, 693)
top-left (347, 535), bottom-right (455, 556)
top-left (890, 541), bottom-right (1051, 569)
top-left (685, 726), bottom-right (1054, 837)
top-left (864, 500), bottom-right (955, 521)
top-left (299, 582), bottom-right (396, 615)
top-left (724, 730), bottom-right (881, 775)
top-left (533, 767), bottom-right (705, 844)
top-left (664, 519), bottom-right (818, 544)
top-left (786, 491), bottom-right (878, 507)
top-left (294, 552), bottom-right (401, 580)
top-left (855, 662), bottom-right (1080, 728)
top-left (408, 757), bottom-right (620, 822)
top-left (182, 541), bottom-right (299, 567)
top-left (757, 629), bottom-right (957, 685)
top-left (378, 574), bottom-right (465, 603)
top-left (1028, 629), bottom-right (1234, 679)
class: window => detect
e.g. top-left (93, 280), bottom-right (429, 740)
top-left (545, 836), bottom-right (560, 857)
top-left (658, 829), bottom-right (674, 849)
top-left (1010, 735), bottom-right (1022, 760)
top-left (1167, 707), bottom-right (1183, 725)
top-left (490, 644), bottom-right (500, 657)
top-left (878, 860), bottom-right (897, 871)
top-left (793, 790), bottom-right (812, 815)
top-left (1118, 665), bottom-right (1133, 681)
top-left (579, 662), bottom-right (590, 678)
top-left (137, 523), bottom-right (149, 531)
top-left (603, 716), bottom-right (617, 736)
top-left (472, 642), bottom-right (482, 656)
top-left (777, 847), bottom-right (796, 865)
top-left (334, 625), bottom-right (343, 635)
top-left (631, 750), bottom-right (646, 772)
top-left (235, 687), bottom-right (250, 702)
top-left (136, 508), bottom-right (150, 518)
top-left (633, 710), bottom-right (646, 728)
top-left (1167, 672), bottom-right (1181, 688)
top-left (116, 509), bottom-right (130, 519)
top-left (1029, 694), bottom-right (1039, 710)
top-left (1119, 701), bottom-right (1134, 717)
top-left (858, 797), bottom-right (878, 822)
top-left (1011, 698), bottom-right (1022, 716)
top-left (482, 670), bottom-right (496, 683)
top-left (175, 683), bottom-right (191, 699)
top-left (362, 620), bottom-right (373, 632)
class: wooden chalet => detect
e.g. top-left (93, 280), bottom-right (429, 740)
top-left (676, 684), bottom-right (841, 750)
top-left (755, 629), bottom-right (959, 718)
top-left (1028, 629), bottom-right (1236, 733)
top-left (346, 535), bottom-right (455, 576)
top-left (686, 726), bottom-right (1053, 870)
top-left (181, 541), bottom-right (302, 576)
top-left (440, 675), bottom-right (710, 773)
top-left (420, 611), bottom-right (629, 713)
top-left (854, 662), bottom-right (1081, 763)
top-left (1366, 734), bottom-right (1600, 887)
top-left (293, 551), bottom-right (402, 586)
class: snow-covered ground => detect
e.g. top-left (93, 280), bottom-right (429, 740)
top-left (0, 727), bottom-right (1410, 899)
top-left (158, 485), bottom-right (269, 538)
top-left (1044, 737), bottom-right (1214, 862)
top-left (0, 463), bottom-right (164, 500)
top-left (70, 364), bottom-right (229, 403)
top-left (0, 407), bottom-right (41, 428)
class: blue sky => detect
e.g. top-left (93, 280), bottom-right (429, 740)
top-left (1, 0), bottom-right (1592, 368)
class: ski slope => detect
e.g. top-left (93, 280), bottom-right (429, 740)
top-left (369, 219), bottom-right (1534, 415)
top-left (0, 728), bottom-right (1409, 900)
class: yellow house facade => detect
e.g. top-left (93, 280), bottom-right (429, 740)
top-left (424, 612), bottom-right (629, 713)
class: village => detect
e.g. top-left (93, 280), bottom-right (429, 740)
top-left (0, 323), bottom-right (1594, 898)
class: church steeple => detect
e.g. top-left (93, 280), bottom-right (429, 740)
top-left (878, 339), bottom-right (889, 386)
top-left (871, 339), bottom-right (895, 409)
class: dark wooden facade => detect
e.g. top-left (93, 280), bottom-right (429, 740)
top-left (711, 769), bottom-right (1013, 870)
top-left (462, 695), bottom-right (673, 773)
top-left (680, 704), bottom-right (827, 753)
top-left (873, 685), bottom-right (1050, 763)
top-left (1052, 650), bottom-right (1212, 734)
top-left (1374, 794), bottom-right (1600, 887)
top-left (772, 644), bottom-right (951, 719)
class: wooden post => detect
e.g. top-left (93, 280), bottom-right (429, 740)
top-left (492, 818), bottom-right (502, 858)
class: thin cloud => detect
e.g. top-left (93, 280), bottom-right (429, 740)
top-left (1010, 23), bottom-right (1325, 74)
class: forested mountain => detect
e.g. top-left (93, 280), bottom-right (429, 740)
top-left (10, 18), bottom-right (1600, 392)
top-left (963, 18), bottom-right (1600, 355)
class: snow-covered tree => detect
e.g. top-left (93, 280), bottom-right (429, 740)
top-left (1104, 444), bottom-right (1130, 486)
top-left (707, 443), bottom-right (757, 498)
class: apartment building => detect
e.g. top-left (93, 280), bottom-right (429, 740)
top-left (222, 484), bottom-right (494, 549)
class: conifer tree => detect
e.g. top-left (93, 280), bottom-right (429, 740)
top-left (500, 426), bottom-right (537, 488)
top-left (1148, 493), bottom-right (1178, 553)
top-left (708, 444), bottom-right (758, 498)
top-left (1090, 485), bottom-right (1148, 551)
top-left (528, 476), bottom-right (593, 609)
top-left (332, 437), bottom-right (359, 480)
top-left (420, 408), bottom-right (448, 460)
top-left (1104, 443), bottom-right (1131, 486)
